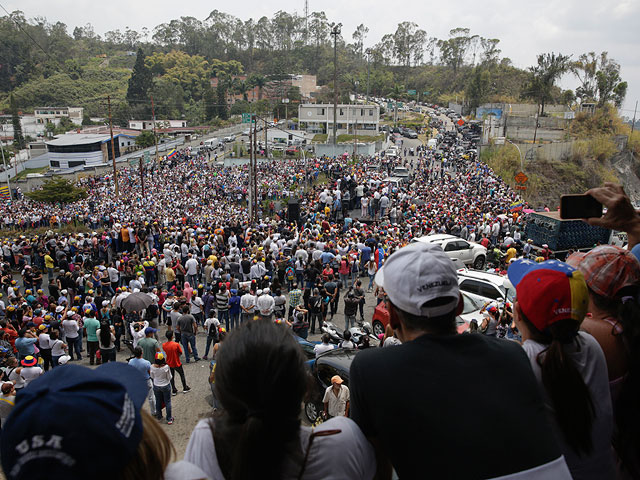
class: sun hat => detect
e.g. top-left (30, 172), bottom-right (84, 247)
top-left (374, 242), bottom-right (459, 317)
top-left (1, 363), bottom-right (147, 479)
top-left (331, 375), bottom-right (344, 385)
top-left (566, 245), bottom-right (640, 298)
top-left (20, 356), bottom-right (38, 367)
top-left (508, 259), bottom-right (589, 332)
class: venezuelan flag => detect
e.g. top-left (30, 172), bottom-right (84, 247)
top-left (166, 149), bottom-right (177, 159)
top-left (510, 200), bottom-right (524, 212)
top-left (0, 186), bottom-right (9, 200)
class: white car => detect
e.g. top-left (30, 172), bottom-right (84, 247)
top-left (223, 135), bottom-right (236, 143)
top-left (392, 167), bottom-right (410, 178)
top-left (457, 269), bottom-right (515, 306)
top-left (413, 234), bottom-right (487, 269)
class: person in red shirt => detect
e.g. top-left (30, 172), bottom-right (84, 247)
top-left (162, 330), bottom-right (190, 395)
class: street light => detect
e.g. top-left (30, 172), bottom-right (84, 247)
top-left (506, 139), bottom-right (524, 171)
top-left (330, 23), bottom-right (342, 148)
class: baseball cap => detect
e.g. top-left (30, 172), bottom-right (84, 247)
top-left (566, 245), bottom-right (640, 298)
top-left (374, 242), bottom-right (459, 317)
top-left (508, 259), bottom-right (588, 332)
top-left (1, 363), bottom-right (147, 479)
top-left (144, 327), bottom-right (157, 335)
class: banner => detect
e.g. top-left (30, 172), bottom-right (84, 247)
top-left (0, 186), bottom-right (9, 200)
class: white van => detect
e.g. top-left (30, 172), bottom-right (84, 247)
top-left (204, 138), bottom-right (219, 148)
top-left (427, 138), bottom-right (437, 149)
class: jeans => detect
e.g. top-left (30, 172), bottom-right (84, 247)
top-left (339, 273), bottom-right (349, 288)
top-left (230, 312), bottom-right (239, 329)
top-left (309, 312), bottom-right (323, 333)
top-left (345, 314), bottom-right (356, 330)
top-left (87, 340), bottom-right (100, 365)
top-left (67, 336), bottom-right (82, 360)
top-left (218, 310), bottom-right (230, 330)
top-left (100, 348), bottom-right (116, 363)
top-left (368, 273), bottom-right (375, 290)
top-left (187, 274), bottom-right (198, 288)
top-left (153, 384), bottom-right (172, 420)
top-left (170, 365), bottom-right (188, 392)
top-left (241, 312), bottom-right (253, 324)
top-left (180, 333), bottom-right (199, 363)
top-left (40, 348), bottom-right (52, 371)
top-left (204, 335), bottom-right (217, 357)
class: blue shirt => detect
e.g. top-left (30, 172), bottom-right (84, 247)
top-left (128, 357), bottom-right (151, 379)
top-left (15, 337), bottom-right (37, 358)
top-left (320, 252), bottom-right (335, 265)
top-left (360, 246), bottom-right (371, 262)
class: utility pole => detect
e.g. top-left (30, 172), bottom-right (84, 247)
top-left (151, 95), bottom-right (159, 163)
top-left (264, 118), bottom-right (268, 159)
top-left (331, 23), bottom-right (341, 148)
top-left (0, 140), bottom-right (11, 197)
top-left (253, 115), bottom-right (258, 222)
top-left (365, 49), bottom-right (371, 103)
top-left (139, 156), bottom-right (145, 197)
top-left (107, 95), bottom-right (119, 197)
top-left (249, 117), bottom-right (254, 221)
top-left (354, 81), bottom-right (358, 158)
top-left (632, 100), bottom-right (638, 135)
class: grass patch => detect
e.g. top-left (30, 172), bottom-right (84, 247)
top-left (13, 167), bottom-right (48, 181)
top-left (337, 133), bottom-right (385, 143)
top-left (0, 223), bottom-right (91, 239)
top-left (312, 134), bottom-right (328, 143)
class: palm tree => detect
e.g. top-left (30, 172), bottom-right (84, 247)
top-left (249, 74), bottom-right (267, 100)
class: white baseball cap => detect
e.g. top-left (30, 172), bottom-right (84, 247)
top-left (375, 242), bottom-right (460, 317)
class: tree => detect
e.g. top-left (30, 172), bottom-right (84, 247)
top-left (438, 28), bottom-right (472, 74)
top-left (248, 74), bottom-right (267, 100)
top-left (467, 67), bottom-right (491, 109)
top-left (522, 52), bottom-right (571, 115)
top-left (135, 130), bottom-right (156, 148)
top-left (126, 48), bottom-right (152, 107)
top-left (26, 177), bottom-right (87, 204)
top-left (216, 74), bottom-right (229, 120)
top-left (204, 84), bottom-right (217, 120)
top-left (352, 24), bottom-right (369, 60)
top-left (595, 53), bottom-right (627, 107)
top-left (9, 94), bottom-right (25, 149)
top-left (571, 52), bottom-right (598, 102)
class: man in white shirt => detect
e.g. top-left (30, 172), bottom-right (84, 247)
top-left (314, 334), bottom-right (335, 357)
top-left (185, 254), bottom-right (199, 287)
top-left (255, 288), bottom-right (275, 321)
top-left (240, 290), bottom-right (256, 323)
top-left (323, 375), bottom-right (350, 418)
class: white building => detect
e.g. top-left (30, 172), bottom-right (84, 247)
top-left (46, 133), bottom-right (136, 170)
top-left (0, 115), bottom-right (46, 140)
top-left (298, 104), bottom-right (379, 136)
top-left (129, 119), bottom-right (187, 130)
top-left (34, 107), bottom-right (84, 126)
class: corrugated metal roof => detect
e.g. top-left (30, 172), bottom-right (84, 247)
top-left (45, 133), bottom-right (114, 146)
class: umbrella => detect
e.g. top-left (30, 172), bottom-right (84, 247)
top-left (121, 292), bottom-right (153, 312)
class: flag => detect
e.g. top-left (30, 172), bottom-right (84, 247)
top-left (510, 200), bottom-right (524, 212)
top-left (166, 149), bottom-right (177, 159)
top-left (0, 186), bottom-right (9, 200)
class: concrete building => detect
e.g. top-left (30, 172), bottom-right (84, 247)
top-left (0, 115), bottom-right (46, 142)
top-left (34, 107), bottom-right (84, 126)
top-left (298, 104), bottom-right (380, 136)
top-left (46, 133), bottom-right (136, 170)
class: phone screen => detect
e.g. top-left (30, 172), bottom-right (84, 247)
top-left (560, 194), bottom-right (603, 219)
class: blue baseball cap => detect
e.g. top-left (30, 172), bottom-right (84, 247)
top-left (144, 327), bottom-right (157, 335)
top-left (1, 363), bottom-right (147, 479)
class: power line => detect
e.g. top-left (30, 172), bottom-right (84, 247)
top-left (0, 3), bottom-right (50, 58)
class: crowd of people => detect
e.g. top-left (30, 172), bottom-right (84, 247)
top-left (0, 114), bottom-right (636, 479)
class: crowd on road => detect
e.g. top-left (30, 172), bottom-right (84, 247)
top-left (0, 113), bottom-right (637, 479)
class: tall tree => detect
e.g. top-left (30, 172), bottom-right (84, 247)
top-left (126, 48), bottom-right (152, 106)
top-left (438, 28), bottom-right (472, 74)
top-left (522, 52), bottom-right (571, 115)
top-left (352, 24), bottom-right (369, 60)
top-left (596, 53), bottom-right (627, 108)
top-left (467, 67), bottom-right (491, 109)
top-left (10, 94), bottom-right (25, 149)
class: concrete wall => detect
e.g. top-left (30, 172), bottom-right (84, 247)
top-left (314, 142), bottom-right (376, 157)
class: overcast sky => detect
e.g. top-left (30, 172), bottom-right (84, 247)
top-left (6, 0), bottom-right (640, 115)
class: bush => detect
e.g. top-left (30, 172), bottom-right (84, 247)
top-left (25, 177), bottom-right (87, 204)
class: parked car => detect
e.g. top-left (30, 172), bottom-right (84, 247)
top-left (457, 269), bottom-right (516, 305)
top-left (304, 349), bottom-right (358, 423)
top-left (371, 292), bottom-right (485, 338)
top-left (223, 135), bottom-right (236, 143)
top-left (413, 234), bottom-right (487, 269)
top-left (285, 146), bottom-right (299, 156)
top-left (392, 167), bottom-right (410, 178)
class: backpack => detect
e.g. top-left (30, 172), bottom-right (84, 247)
top-left (286, 266), bottom-right (295, 281)
top-left (208, 320), bottom-right (220, 338)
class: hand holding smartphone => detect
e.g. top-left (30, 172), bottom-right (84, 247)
top-left (560, 194), bottom-right (603, 219)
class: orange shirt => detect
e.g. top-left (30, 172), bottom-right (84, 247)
top-left (121, 228), bottom-right (130, 243)
top-left (162, 340), bottom-right (183, 368)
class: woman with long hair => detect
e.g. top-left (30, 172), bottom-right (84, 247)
top-left (509, 259), bottom-right (616, 480)
top-left (567, 246), bottom-right (640, 478)
top-left (96, 320), bottom-right (116, 363)
top-left (185, 320), bottom-right (374, 479)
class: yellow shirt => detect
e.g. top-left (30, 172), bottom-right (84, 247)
top-left (44, 255), bottom-right (54, 269)
top-left (165, 267), bottom-right (176, 282)
top-left (505, 247), bottom-right (517, 263)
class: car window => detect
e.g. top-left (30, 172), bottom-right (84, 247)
top-left (462, 294), bottom-right (480, 314)
top-left (458, 240), bottom-right (470, 249)
top-left (479, 283), bottom-right (502, 300)
top-left (444, 242), bottom-right (458, 252)
top-left (300, 343), bottom-right (316, 360)
top-left (317, 363), bottom-right (339, 389)
top-left (459, 279), bottom-right (484, 295)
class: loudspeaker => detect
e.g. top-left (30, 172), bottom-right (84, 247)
top-left (287, 199), bottom-right (300, 224)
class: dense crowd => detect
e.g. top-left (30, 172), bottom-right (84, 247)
top-left (0, 118), bottom-right (637, 480)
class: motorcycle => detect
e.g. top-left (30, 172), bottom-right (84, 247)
top-left (321, 320), bottom-right (379, 348)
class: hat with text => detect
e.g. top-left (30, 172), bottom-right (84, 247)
top-left (508, 259), bottom-right (588, 332)
top-left (566, 245), bottom-right (640, 298)
top-left (374, 242), bottom-right (459, 317)
top-left (1, 363), bottom-right (147, 480)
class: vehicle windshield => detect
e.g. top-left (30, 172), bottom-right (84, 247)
top-left (499, 285), bottom-right (516, 302)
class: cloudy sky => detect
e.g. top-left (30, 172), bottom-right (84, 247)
top-left (7, 0), bottom-right (640, 115)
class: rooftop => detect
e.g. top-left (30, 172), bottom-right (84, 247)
top-left (45, 133), bottom-right (113, 146)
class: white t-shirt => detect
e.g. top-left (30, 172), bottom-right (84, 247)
top-left (38, 333), bottom-right (51, 349)
top-left (184, 416), bottom-right (375, 480)
top-left (150, 364), bottom-right (172, 387)
top-left (50, 339), bottom-right (66, 357)
top-left (20, 366), bottom-right (42, 386)
top-left (204, 317), bottom-right (220, 335)
top-left (522, 332), bottom-right (616, 480)
top-left (323, 385), bottom-right (350, 417)
top-left (314, 343), bottom-right (335, 357)
top-left (185, 258), bottom-right (199, 276)
top-left (62, 319), bottom-right (79, 339)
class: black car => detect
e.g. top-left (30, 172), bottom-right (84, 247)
top-left (304, 348), bottom-right (359, 423)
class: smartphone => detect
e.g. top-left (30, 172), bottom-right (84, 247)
top-left (560, 194), bottom-right (603, 219)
